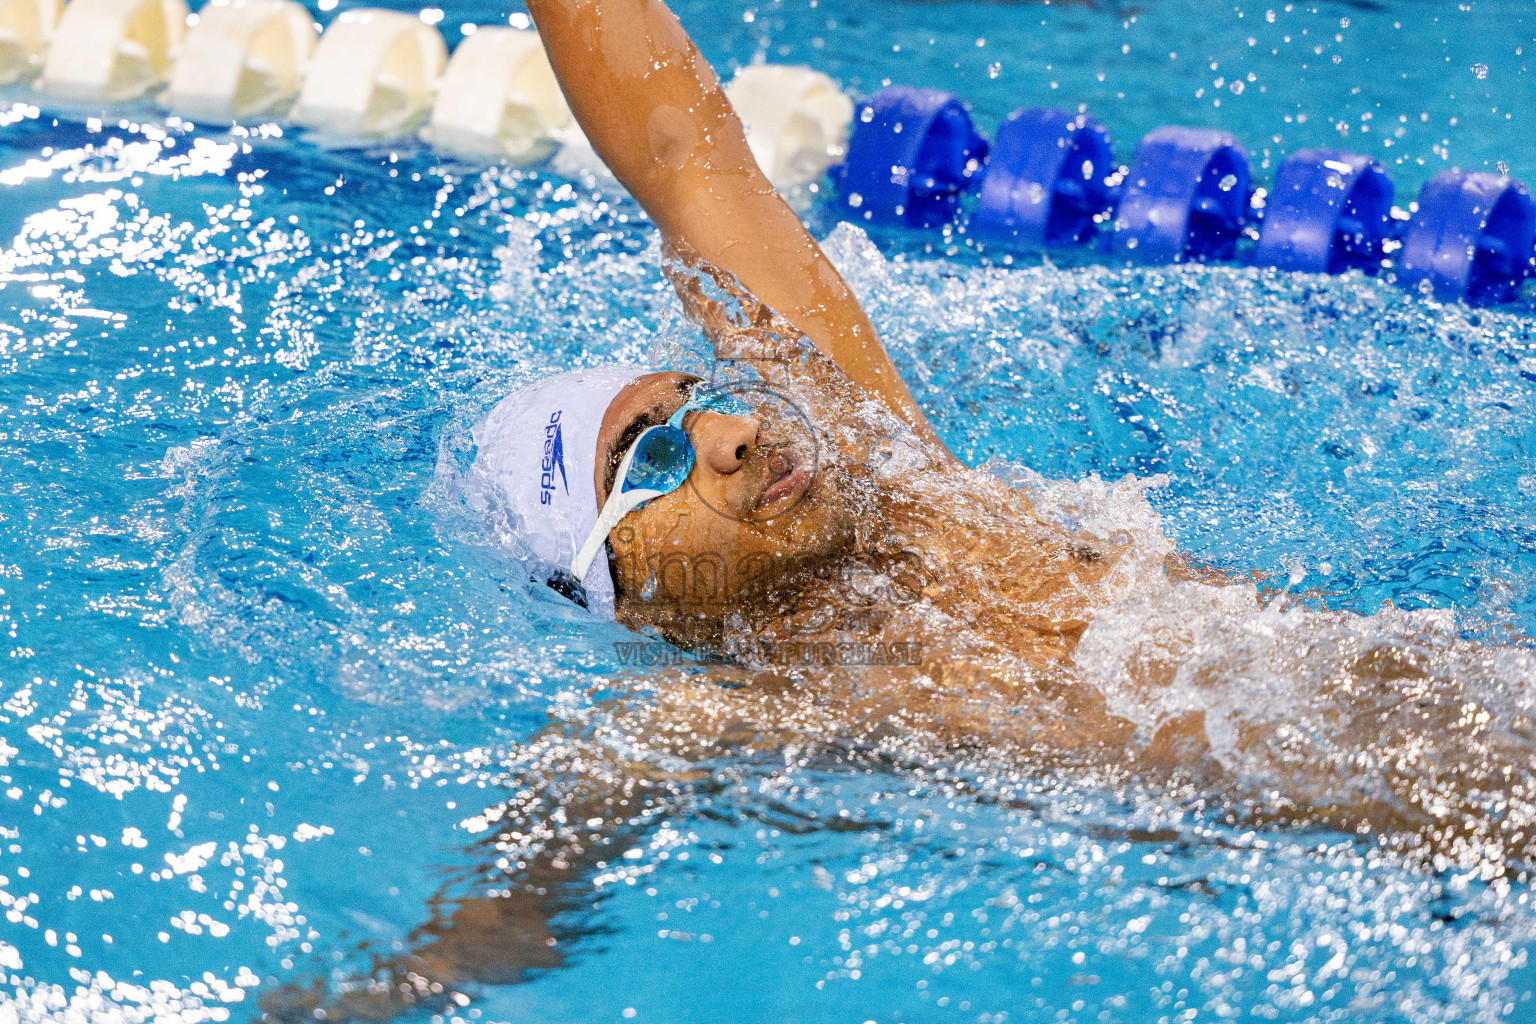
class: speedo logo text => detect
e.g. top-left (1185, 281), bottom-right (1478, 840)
top-left (540, 411), bottom-right (568, 505)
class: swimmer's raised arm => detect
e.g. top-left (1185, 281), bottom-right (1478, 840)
top-left (523, 0), bottom-right (952, 456)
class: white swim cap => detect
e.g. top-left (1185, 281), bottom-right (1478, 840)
top-left (468, 366), bottom-right (647, 619)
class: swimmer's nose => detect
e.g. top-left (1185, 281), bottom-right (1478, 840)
top-left (692, 412), bottom-right (759, 476)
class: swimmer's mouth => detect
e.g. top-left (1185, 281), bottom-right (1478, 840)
top-left (759, 448), bottom-right (812, 509)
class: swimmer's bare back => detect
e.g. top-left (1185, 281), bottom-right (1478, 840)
top-left (524, 0), bottom-right (953, 458)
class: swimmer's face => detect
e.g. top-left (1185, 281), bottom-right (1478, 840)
top-left (593, 371), bottom-right (854, 643)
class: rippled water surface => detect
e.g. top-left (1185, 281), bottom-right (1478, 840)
top-left (2, 0), bottom-right (1535, 1021)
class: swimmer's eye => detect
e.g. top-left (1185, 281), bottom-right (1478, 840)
top-left (601, 377), bottom-right (701, 500)
top-left (604, 414), bottom-right (656, 499)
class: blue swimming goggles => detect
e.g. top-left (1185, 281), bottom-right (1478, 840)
top-left (569, 383), bottom-right (751, 585)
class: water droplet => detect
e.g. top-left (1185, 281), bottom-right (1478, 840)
top-left (1471, 62), bottom-right (1488, 79)
top-left (987, 62), bottom-right (1001, 79)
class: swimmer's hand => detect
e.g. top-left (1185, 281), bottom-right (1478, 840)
top-left (660, 238), bottom-right (807, 365)
top-left (257, 728), bottom-right (703, 1022)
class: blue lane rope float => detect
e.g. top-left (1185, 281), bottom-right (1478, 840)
top-left (833, 84), bottom-right (1536, 306)
top-left (971, 108), bottom-right (1115, 248)
top-left (1254, 149), bottom-right (1394, 275)
top-left (1111, 126), bottom-right (1250, 264)
top-left (1396, 171), bottom-right (1536, 305)
top-left (831, 85), bottom-right (988, 227)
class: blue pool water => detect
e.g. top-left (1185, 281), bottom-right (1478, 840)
top-left (2, 1), bottom-right (1536, 1022)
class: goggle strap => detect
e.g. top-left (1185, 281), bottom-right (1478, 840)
top-left (570, 437), bottom-right (663, 585)
top-left (570, 485), bottom-right (659, 584)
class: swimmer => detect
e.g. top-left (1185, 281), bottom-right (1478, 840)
top-left (262, 0), bottom-right (1536, 1015)
top-left (469, 0), bottom-right (1532, 815)
top-left (466, 0), bottom-right (1536, 915)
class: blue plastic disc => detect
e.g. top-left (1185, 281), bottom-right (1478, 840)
top-left (1396, 170), bottom-right (1536, 305)
top-left (970, 108), bottom-right (1115, 248)
top-left (1111, 127), bottom-right (1250, 264)
top-left (835, 86), bottom-right (988, 227)
top-left (1254, 149), bottom-right (1394, 274)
